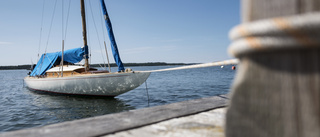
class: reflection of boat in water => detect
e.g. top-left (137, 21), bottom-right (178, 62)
top-left (30, 94), bottom-right (134, 121)
top-left (24, 0), bottom-right (150, 97)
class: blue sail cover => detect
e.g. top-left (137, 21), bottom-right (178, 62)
top-left (30, 47), bottom-right (85, 76)
top-left (100, 0), bottom-right (125, 72)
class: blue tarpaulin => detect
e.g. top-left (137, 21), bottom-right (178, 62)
top-left (30, 47), bottom-right (85, 76)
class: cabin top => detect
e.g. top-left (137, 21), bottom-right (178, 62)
top-left (46, 65), bottom-right (85, 72)
top-left (45, 65), bottom-right (101, 77)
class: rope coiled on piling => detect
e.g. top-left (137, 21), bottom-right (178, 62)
top-left (228, 12), bottom-right (320, 57)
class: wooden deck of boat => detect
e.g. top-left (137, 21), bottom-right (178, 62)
top-left (0, 95), bottom-right (228, 137)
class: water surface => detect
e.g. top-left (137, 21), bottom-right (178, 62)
top-left (0, 65), bottom-right (235, 132)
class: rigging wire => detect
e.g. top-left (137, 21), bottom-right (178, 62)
top-left (61, 0), bottom-right (71, 73)
top-left (64, 0), bottom-right (72, 40)
top-left (60, 0), bottom-right (71, 69)
top-left (38, 0), bottom-right (57, 76)
top-left (37, 0), bottom-right (46, 62)
top-left (88, 0), bottom-right (107, 69)
top-left (99, 1), bottom-right (112, 72)
top-left (44, 0), bottom-right (58, 54)
top-left (60, 0), bottom-right (65, 77)
top-left (35, 0), bottom-right (70, 76)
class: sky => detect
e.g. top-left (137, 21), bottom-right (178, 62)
top-left (0, 0), bottom-right (240, 66)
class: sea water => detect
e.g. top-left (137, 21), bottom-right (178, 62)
top-left (0, 65), bottom-right (235, 132)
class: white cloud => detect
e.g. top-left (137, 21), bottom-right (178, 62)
top-left (0, 42), bottom-right (13, 45)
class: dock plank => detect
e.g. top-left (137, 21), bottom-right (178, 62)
top-left (104, 108), bottom-right (226, 137)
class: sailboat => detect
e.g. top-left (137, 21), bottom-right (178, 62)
top-left (24, 0), bottom-right (151, 97)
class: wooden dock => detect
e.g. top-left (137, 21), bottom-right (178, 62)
top-left (0, 95), bottom-right (228, 137)
top-left (104, 108), bottom-right (226, 137)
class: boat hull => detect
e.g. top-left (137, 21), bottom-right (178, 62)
top-left (24, 72), bottom-right (151, 97)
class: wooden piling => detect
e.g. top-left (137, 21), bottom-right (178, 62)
top-left (226, 0), bottom-right (320, 137)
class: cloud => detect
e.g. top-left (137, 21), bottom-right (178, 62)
top-left (0, 42), bottom-right (13, 45)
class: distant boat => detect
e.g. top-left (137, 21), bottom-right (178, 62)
top-left (24, 0), bottom-right (150, 97)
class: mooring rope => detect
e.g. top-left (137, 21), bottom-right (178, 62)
top-left (145, 80), bottom-right (150, 107)
top-left (139, 59), bottom-right (238, 73)
top-left (228, 12), bottom-right (320, 57)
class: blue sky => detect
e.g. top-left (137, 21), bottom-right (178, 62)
top-left (0, 0), bottom-right (240, 66)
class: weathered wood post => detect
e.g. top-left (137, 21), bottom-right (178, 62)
top-left (226, 0), bottom-right (320, 137)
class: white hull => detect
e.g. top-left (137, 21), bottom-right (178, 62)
top-left (24, 72), bottom-right (150, 97)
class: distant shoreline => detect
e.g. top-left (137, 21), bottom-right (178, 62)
top-left (0, 62), bottom-right (197, 70)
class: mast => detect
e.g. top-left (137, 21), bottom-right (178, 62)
top-left (80, 0), bottom-right (89, 71)
top-left (100, 0), bottom-right (125, 72)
